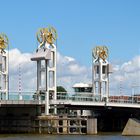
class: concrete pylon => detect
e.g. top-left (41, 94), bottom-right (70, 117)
top-left (31, 27), bottom-right (57, 115)
top-left (92, 46), bottom-right (109, 102)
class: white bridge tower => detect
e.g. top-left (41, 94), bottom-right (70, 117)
top-left (31, 27), bottom-right (57, 115)
top-left (92, 46), bottom-right (112, 102)
top-left (0, 33), bottom-right (9, 100)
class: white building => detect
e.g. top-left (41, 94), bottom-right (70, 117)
top-left (72, 83), bottom-right (93, 116)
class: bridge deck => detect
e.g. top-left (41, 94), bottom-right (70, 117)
top-left (0, 92), bottom-right (140, 109)
top-left (0, 99), bottom-right (139, 110)
top-left (50, 99), bottom-right (140, 109)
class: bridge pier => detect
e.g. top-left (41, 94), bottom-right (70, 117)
top-left (36, 115), bottom-right (97, 134)
top-left (122, 118), bottom-right (140, 135)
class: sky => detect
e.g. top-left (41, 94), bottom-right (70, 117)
top-left (0, 0), bottom-right (140, 94)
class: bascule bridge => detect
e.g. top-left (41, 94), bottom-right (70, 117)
top-left (0, 28), bottom-right (139, 134)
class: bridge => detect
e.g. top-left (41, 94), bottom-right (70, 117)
top-left (0, 30), bottom-right (139, 134)
top-left (51, 99), bottom-right (140, 109)
top-left (0, 91), bottom-right (139, 133)
top-left (52, 94), bottom-right (140, 109)
top-left (2, 91), bottom-right (140, 109)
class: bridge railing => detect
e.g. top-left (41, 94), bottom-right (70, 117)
top-left (109, 95), bottom-right (140, 104)
top-left (56, 92), bottom-right (140, 104)
top-left (8, 91), bottom-right (35, 100)
top-left (57, 94), bottom-right (100, 102)
top-left (3, 91), bottom-right (140, 105)
top-left (0, 100), bottom-right (40, 104)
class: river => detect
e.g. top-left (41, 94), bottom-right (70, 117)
top-left (0, 134), bottom-right (140, 140)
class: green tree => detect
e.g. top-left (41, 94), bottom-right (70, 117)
top-left (57, 86), bottom-right (67, 92)
top-left (57, 86), bottom-right (67, 99)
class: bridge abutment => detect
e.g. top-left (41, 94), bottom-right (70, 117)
top-left (122, 118), bottom-right (140, 136)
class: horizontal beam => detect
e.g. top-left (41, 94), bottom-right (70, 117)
top-left (50, 100), bottom-right (140, 109)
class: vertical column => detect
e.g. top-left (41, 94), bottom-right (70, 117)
top-left (47, 46), bottom-right (57, 114)
top-left (6, 53), bottom-right (8, 100)
top-left (98, 82), bottom-right (102, 101)
top-left (37, 60), bottom-right (41, 91)
top-left (0, 54), bottom-right (2, 100)
top-left (0, 52), bottom-right (8, 100)
top-left (105, 81), bottom-right (109, 102)
top-left (54, 47), bottom-right (57, 114)
top-left (53, 47), bottom-right (57, 100)
top-left (92, 59), bottom-right (95, 96)
top-left (45, 60), bottom-right (49, 115)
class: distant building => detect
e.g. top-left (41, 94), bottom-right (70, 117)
top-left (72, 83), bottom-right (93, 116)
top-left (72, 83), bottom-right (94, 99)
top-left (72, 83), bottom-right (100, 101)
top-left (73, 83), bottom-right (92, 93)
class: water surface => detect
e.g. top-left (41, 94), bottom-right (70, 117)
top-left (0, 134), bottom-right (140, 140)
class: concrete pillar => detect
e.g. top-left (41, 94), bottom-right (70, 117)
top-left (63, 116), bottom-right (68, 134)
top-left (87, 118), bottom-right (97, 134)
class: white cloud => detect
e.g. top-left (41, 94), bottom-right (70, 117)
top-left (112, 64), bottom-right (120, 71)
top-left (121, 56), bottom-right (140, 73)
top-left (8, 49), bottom-right (91, 92)
top-left (56, 52), bottom-right (91, 91)
top-left (110, 55), bottom-right (140, 95)
top-left (8, 48), bottom-right (140, 96)
top-left (9, 48), bottom-right (36, 91)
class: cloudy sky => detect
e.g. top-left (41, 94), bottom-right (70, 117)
top-left (1, 0), bottom-right (140, 95)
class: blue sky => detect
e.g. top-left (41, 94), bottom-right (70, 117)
top-left (0, 0), bottom-right (139, 94)
top-left (1, 0), bottom-right (140, 67)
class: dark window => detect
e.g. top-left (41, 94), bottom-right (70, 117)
top-left (102, 66), bottom-right (106, 74)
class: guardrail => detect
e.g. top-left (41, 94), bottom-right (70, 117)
top-left (8, 91), bottom-right (35, 100)
top-left (56, 93), bottom-right (140, 104)
top-left (3, 91), bottom-right (140, 105)
top-left (0, 100), bottom-right (40, 104)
